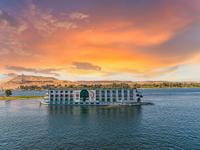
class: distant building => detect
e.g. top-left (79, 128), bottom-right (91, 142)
top-left (41, 88), bottom-right (143, 105)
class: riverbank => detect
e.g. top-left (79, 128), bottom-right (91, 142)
top-left (0, 96), bottom-right (43, 100)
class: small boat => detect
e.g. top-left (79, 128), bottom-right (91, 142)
top-left (40, 92), bottom-right (49, 105)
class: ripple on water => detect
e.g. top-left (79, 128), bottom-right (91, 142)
top-left (1, 88), bottom-right (200, 149)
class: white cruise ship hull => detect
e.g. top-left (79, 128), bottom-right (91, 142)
top-left (41, 88), bottom-right (143, 106)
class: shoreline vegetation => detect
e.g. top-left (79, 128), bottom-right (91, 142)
top-left (0, 96), bottom-right (43, 101)
top-left (0, 82), bottom-right (200, 91)
top-left (1, 75), bottom-right (200, 90)
top-left (18, 82), bottom-right (200, 90)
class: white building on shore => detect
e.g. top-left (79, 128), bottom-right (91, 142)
top-left (42, 88), bottom-right (143, 105)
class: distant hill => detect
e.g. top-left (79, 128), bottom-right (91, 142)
top-left (0, 75), bottom-right (133, 89)
top-left (0, 75), bottom-right (72, 89)
top-left (9, 75), bottom-right (57, 83)
top-left (0, 75), bottom-right (200, 90)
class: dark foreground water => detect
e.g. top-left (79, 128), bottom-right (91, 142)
top-left (1, 88), bottom-right (200, 150)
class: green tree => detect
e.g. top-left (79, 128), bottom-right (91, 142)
top-left (5, 89), bottom-right (12, 97)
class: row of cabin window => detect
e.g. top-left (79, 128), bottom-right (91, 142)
top-left (50, 95), bottom-right (134, 99)
top-left (50, 90), bottom-right (135, 94)
top-left (50, 90), bottom-right (135, 93)
top-left (50, 97), bottom-right (134, 102)
top-left (50, 94), bottom-right (134, 97)
top-left (50, 94), bottom-right (74, 97)
top-left (96, 90), bottom-right (134, 94)
top-left (50, 98), bottom-right (73, 101)
top-left (50, 90), bottom-right (73, 94)
top-left (96, 96), bottom-right (134, 100)
top-left (50, 101), bottom-right (100, 105)
top-left (50, 99), bottom-right (117, 103)
top-left (96, 94), bottom-right (134, 97)
top-left (96, 94), bottom-right (133, 98)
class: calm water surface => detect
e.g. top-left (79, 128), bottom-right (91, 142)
top-left (0, 88), bottom-right (200, 150)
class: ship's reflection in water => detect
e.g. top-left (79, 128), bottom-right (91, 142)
top-left (47, 105), bottom-right (142, 128)
top-left (44, 106), bottom-right (142, 149)
top-left (47, 105), bottom-right (142, 119)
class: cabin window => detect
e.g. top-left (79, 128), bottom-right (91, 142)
top-left (118, 94), bottom-right (122, 97)
top-left (130, 90), bottom-right (133, 94)
top-left (101, 90), bottom-right (105, 94)
top-left (96, 90), bottom-right (99, 94)
top-left (124, 96), bottom-right (127, 100)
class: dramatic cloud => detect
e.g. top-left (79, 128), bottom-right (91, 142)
top-left (72, 62), bottom-right (101, 71)
top-left (141, 21), bottom-right (200, 63)
top-left (3, 73), bottom-right (18, 77)
top-left (0, 8), bottom-right (30, 58)
top-left (69, 12), bottom-right (89, 20)
top-left (0, 9), bottom-right (18, 26)
top-left (5, 66), bottom-right (60, 76)
top-left (26, 3), bottom-right (78, 37)
top-left (141, 65), bottom-right (181, 78)
top-left (102, 64), bottom-right (182, 79)
top-left (0, 0), bottom-right (200, 81)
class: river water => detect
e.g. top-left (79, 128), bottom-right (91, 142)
top-left (0, 88), bottom-right (200, 150)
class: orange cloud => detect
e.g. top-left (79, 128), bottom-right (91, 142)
top-left (1, 0), bottom-right (200, 80)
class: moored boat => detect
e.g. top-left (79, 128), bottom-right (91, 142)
top-left (41, 88), bottom-right (143, 106)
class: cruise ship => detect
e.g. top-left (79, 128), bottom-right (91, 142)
top-left (41, 88), bottom-right (143, 106)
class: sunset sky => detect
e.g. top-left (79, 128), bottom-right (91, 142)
top-left (0, 0), bottom-right (200, 81)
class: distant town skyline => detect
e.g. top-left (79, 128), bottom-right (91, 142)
top-left (0, 0), bottom-right (200, 81)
